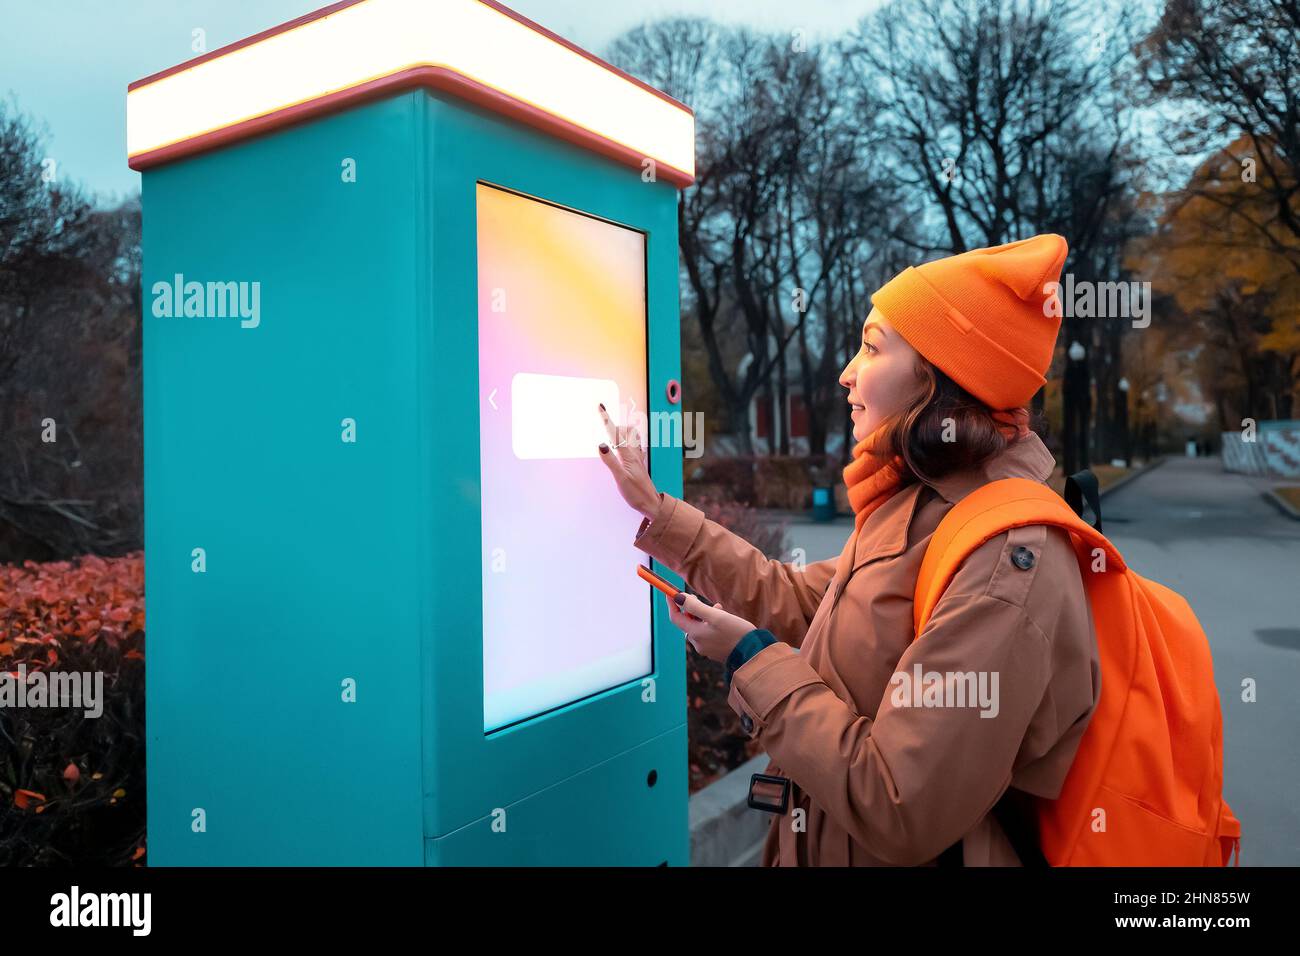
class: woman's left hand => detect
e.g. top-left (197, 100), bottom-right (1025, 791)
top-left (665, 591), bottom-right (758, 664)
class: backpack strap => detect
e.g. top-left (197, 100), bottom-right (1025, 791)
top-left (913, 477), bottom-right (1124, 638)
top-left (1064, 468), bottom-right (1103, 532)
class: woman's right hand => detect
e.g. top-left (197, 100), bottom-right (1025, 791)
top-left (596, 402), bottom-right (661, 519)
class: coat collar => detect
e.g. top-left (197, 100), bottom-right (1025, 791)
top-left (844, 430), bottom-right (1057, 573)
top-left (925, 430), bottom-right (1057, 506)
top-left (845, 481), bottom-right (925, 571)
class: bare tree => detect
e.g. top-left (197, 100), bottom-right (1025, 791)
top-left (846, 0), bottom-right (1130, 252)
top-left (774, 43), bottom-right (909, 457)
top-left (0, 98), bottom-right (142, 560)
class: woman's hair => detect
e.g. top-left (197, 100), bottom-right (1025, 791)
top-left (868, 355), bottom-right (1044, 486)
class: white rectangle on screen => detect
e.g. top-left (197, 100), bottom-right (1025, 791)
top-left (511, 372), bottom-right (621, 460)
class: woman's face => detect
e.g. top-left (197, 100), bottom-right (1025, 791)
top-left (839, 308), bottom-right (926, 443)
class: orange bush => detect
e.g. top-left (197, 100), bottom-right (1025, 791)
top-left (0, 551), bottom-right (145, 866)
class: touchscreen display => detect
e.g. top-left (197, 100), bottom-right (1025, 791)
top-left (476, 182), bottom-right (653, 733)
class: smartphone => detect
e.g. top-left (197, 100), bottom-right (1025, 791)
top-left (637, 564), bottom-right (681, 600)
top-left (636, 565), bottom-right (715, 609)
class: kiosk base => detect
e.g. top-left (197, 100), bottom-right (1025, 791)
top-left (425, 725), bottom-right (687, 865)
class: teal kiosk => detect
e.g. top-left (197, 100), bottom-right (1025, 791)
top-left (129, 0), bottom-right (696, 865)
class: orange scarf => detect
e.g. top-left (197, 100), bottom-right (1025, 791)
top-left (837, 408), bottom-right (1033, 571)
top-left (991, 407), bottom-right (1031, 441)
top-left (842, 422), bottom-right (907, 536)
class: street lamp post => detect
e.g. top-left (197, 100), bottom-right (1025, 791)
top-left (1063, 339), bottom-right (1090, 476)
top-left (1117, 376), bottom-right (1130, 466)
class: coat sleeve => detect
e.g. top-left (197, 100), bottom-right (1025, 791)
top-left (726, 524), bottom-right (1067, 865)
top-left (632, 492), bottom-right (837, 648)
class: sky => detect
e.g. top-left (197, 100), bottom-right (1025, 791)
top-left (0, 0), bottom-right (881, 204)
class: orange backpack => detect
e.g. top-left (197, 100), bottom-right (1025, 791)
top-left (914, 473), bottom-right (1241, 866)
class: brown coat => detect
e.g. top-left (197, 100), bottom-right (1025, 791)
top-left (633, 431), bottom-right (1100, 866)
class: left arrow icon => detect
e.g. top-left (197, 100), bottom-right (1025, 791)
top-left (488, 388), bottom-right (498, 410)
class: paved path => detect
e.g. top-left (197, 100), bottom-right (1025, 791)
top-left (772, 511), bottom-right (854, 565)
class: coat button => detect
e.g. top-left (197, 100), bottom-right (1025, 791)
top-left (740, 714), bottom-right (754, 735)
top-left (1010, 546), bottom-right (1036, 570)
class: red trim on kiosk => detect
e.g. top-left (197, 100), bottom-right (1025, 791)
top-left (127, 65), bottom-right (695, 187)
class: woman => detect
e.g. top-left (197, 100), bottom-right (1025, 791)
top-left (598, 233), bottom-right (1100, 867)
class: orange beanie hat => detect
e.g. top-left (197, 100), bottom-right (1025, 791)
top-left (870, 234), bottom-right (1069, 410)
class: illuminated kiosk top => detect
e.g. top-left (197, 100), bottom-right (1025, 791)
top-left (126, 0), bottom-right (696, 187)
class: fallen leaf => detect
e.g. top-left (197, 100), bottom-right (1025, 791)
top-left (14, 789), bottom-right (46, 809)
